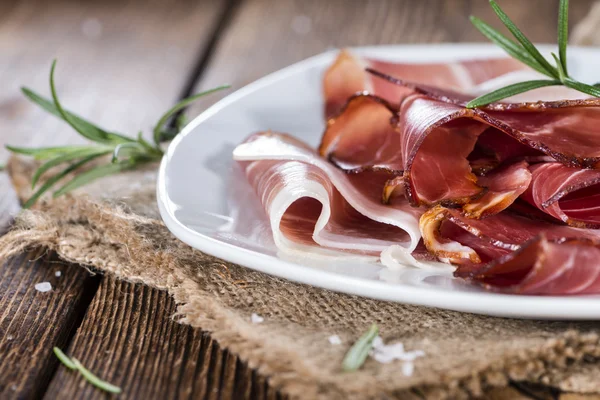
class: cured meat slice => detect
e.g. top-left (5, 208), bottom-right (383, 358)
top-left (522, 162), bottom-right (600, 228)
top-left (455, 236), bottom-right (600, 295)
top-left (319, 94), bottom-right (401, 173)
top-left (419, 206), bottom-right (600, 265)
top-left (323, 49), bottom-right (527, 117)
top-left (389, 94), bottom-right (600, 206)
top-left (233, 132), bottom-right (422, 261)
top-left (398, 95), bottom-right (487, 206)
top-left (462, 160), bottom-right (531, 219)
top-left (243, 160), bottom-right (408, 259)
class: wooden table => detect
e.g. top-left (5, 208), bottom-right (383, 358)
top-left (1, 1), bottom-right (598, 399)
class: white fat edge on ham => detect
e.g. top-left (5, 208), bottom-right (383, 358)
top-left (233, 132), bottom-right (427, 268)
top-left (264, 165), bottom-right (380, 262)
top-left (380, 245), bottom-right (454, 271)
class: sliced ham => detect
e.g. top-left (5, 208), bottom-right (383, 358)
top-left (319, 94), bottom-right (401, 173)
top-left (392, 94), bottom-right (600, 206)
top-left (323, 49), bottom-right (527, 118)
top-left (522, 163), bottom-right (600, 228)
top-left (419, 206), bottom-right (600, 265)
top-left (462, 160), bottom-right (531, 219)
top-left (233, 131), bottom-right (423, 263)
top-left (234, 51), bottom-right (600, 296)
top-left (455, 236), bottom-right (600, 295)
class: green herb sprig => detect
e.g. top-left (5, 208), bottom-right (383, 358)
top-left (466, 0), bottom-right (600, 108)
top-left (6, 60), bottom-right (229, 208)
top-left (53, 347), bottom-right (122, 394)
top-left (341, 324), bottom-right (379, 372)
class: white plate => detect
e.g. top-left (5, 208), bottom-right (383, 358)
top-left (157, 44), bottom-right (600, 320)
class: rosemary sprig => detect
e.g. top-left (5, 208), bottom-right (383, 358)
top-left (53, 347), bottom-right (122, 394)
top-left (341, 324), bottom-right (379, 372)
top-left (53, 346), bottom-right (77, 370)
top-left (7, 60), bottom-right (229, 208)
top-left (466, 0), bottom-right (599, 108)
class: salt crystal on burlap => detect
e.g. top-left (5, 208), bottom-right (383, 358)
top-left (251, 313), bottom-right (264, 324)
top-left (370, 336), bottom-right (425, 366)
top-left (328, 335), bottom-right (342, 345)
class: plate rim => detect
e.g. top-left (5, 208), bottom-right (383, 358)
top-left (157, 44), bottom-right (600, 320)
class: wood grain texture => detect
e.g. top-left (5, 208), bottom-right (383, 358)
top-left (0, 0), bottom-right (227, 398)
top-left (0, 249), bottom-right (99, 399)
top-left (45, 277), bottom-right (283, 400)
top-left (189, 0), bottom-right (596, 115)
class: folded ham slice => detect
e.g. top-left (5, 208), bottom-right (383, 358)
top-left (233, 132), bottom-right (423, 264)
top-left (319, 94), bottom-right (401, 173)
top-left (522, 163), bottom-right (600, 228)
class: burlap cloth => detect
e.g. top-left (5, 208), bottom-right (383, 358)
top-left (3, 14), bottom-right (600, 398)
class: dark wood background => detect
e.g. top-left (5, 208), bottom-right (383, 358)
top-left (1, 0), bottom-right (599, 399)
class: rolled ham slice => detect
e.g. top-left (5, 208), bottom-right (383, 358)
top-left (233, 131), bottom-right (423, 264)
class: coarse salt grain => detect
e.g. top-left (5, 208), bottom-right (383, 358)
top-left (35, 282), bottom-right (52, 292)
top-left (402, 362), bottom-right (415, 377)
top-left (251, 313), bottom-right (264, 324)
top-left (370, 335), bottom-right (424, 371)
top-left (328, 335), bottom-right (342, 345)
top-left (55, 271), bottom-right (62, 277)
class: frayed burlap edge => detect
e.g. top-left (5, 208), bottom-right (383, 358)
top-left (2, 194), bottom-right (600, 399)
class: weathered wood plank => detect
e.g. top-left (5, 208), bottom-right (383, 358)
top-left (45, 278), bottom-right (206, 399)
top-left (45, 277), bottom-right (284, 399)
top-left (0, 0), bottom-right (227, 398)
top-left (0, 250), bottom-right (99, 399)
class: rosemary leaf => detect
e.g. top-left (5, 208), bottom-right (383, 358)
top-left (489, 0), bottom-right (558, 78)
top-left (175, 112), bottom-right (188, 132)
top-left (551, 53), bottom-right (567, 83)
top-left (53, 347), bottom-right (121, 394)
top-left (466, 80), bottom-right (561, 108)
top-left (23, 154), bottom-right (105, 208)
top-left (48, 61), bottom-right (133, 145)
top-left (152, 85), bottom-right (231, 146)
top-left (558, 0), bottom-right (569, 75)
top-left (53, 347), bottom-right (77, 370)
top-left (31, 147), bottom-right (112, 188)
top-left (5, 145), bottom-right (90, 161)
top-left (470, 16), bottom-right (551, 77)
top-left (111, 142), bottom-right (145, 163)
top-left (563, 79), bottom-right (600, 97)
top-left (136, 132), bottom-right (160, 155)
top-left (72, 359), bottom-right (122, 394)
top-left (53, 162), bottom-right (132, 197)
top-left (342, 324), bottom-right (379, 372)
top-left (22, 88), bottom-right (133, 146)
